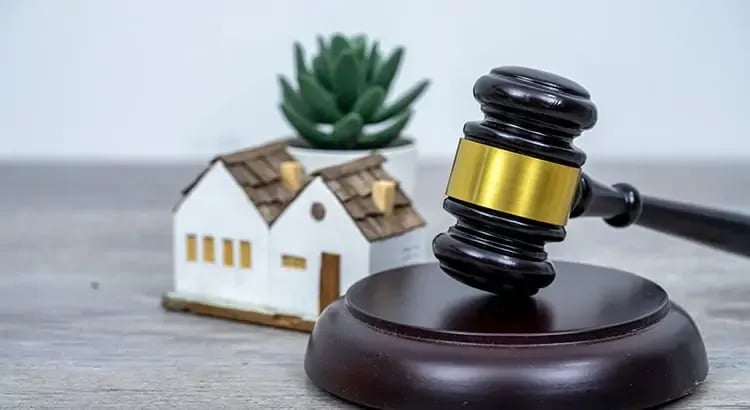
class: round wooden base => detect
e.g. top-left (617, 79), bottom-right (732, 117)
top-left (304, 261), bottom-right (708, 410)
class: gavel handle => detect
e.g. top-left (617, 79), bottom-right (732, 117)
top-left (570, 173), bottom-right (750, 257)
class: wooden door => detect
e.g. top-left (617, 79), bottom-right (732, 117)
top-left (319, 252), bottom-right (341, 313)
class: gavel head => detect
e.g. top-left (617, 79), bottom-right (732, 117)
top-left (432, 66), bottom-right (598, 296)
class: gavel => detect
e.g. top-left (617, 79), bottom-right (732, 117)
top-left (433, 66), bottom-right (750, 296)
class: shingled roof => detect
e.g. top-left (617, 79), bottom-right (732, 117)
top-left (179, 141), bottom-right (310, 224)
top-left (313, 154), bottom-right (426, 242)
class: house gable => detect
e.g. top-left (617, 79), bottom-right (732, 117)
top-left (268, 177), bottom-right (370, 319)
top-left (313, 155), bottom-right (426, 242)
top-left (272, 176), bottom-right (368, 246)
top-left (175, 140), bottom-right (310, 225)
top-left (173, 160), bottom-right (271, 305)
top-left (174, 160), bottom-right (267, 228)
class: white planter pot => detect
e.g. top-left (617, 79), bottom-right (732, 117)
top-left (286, 139), bottom-right (419, 198)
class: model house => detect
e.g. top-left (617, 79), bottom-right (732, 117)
top-left (164, 141), bottom-right (426, 331)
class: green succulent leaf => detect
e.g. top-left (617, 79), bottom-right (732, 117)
top-left (316, 35), bottom-right (328, 56)
top-left (372, 46), bottom-right (403, 92)
top-left (330, 34), bottom-right (350, 59)
top-left (293, 42), bottom-right (309, 79)
top-left (371, 79), bottom-right (429, 123)
top-left (366, 42), bottom-right (381, 82)
top-left (281, 36), bottom-right (427, 150)
top-left (278, 75), bottom-right (312, 120)
top-left (298, 73), bottom-right (342, 123)
top-left (351, 34), bottom-right (367, 59)
top-left (332, 50), bottom-right (365, 112)
top-left (312, 55), bottom-right (333, 90)
top-left (331, 112), bottom-right (364, 148)
top-left (356, 110), bottom-right (412, 149)
top-left (280, 102), bottom-right (334, 148)
top-left (352, 86), bottom-right (385, 122)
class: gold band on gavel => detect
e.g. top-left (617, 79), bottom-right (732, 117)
top-left (445, 138), bottom-right (581, 226)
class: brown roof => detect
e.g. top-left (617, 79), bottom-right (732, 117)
top-left (313, 154), bottom-right (426, 242)
top-left (178, 141), bottom-right (310, 224)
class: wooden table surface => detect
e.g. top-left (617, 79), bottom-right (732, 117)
top-left (1, 159), bottom-right (749, 409)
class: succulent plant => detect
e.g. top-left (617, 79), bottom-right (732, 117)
top-left (278, 33), bottom-right (430, 150)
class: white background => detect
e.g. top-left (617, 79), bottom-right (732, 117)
top-left (1, 0), bottom-right (748, 161)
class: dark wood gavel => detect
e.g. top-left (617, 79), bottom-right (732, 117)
top-left (432, 66), bottom-right (750, 296)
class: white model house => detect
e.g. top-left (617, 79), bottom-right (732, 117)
top-left (165, 141), bottom-right (426, 331)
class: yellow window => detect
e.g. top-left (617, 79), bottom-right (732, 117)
top-left (203, 236), bottom-right (215, 262)
top-left (240, 241), bottom-right (252, 269)
top-left (223, 239), bottom-right (234, 267)
top-left (282, 254), bottom-right (307, 270)
top-left (186, 234), bottom-right (197, 262)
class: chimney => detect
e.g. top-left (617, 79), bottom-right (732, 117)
top-left (372, 180), bottom-right (397, 215)
top-left (280, 161), bottom-right (304, 191)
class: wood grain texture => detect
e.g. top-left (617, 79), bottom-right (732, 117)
top-left (0, 160), bottom-right (749, 409)
top-left (318, 252), bottom-right (340, 314)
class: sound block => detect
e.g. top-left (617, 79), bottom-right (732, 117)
top-left (304, 261), bottom-right (708, 410)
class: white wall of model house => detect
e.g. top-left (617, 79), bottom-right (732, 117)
top-left (369, 229), bottom-right (424, 275)
top-left (173, 161), bottom-right (270, 306)
top-left (268, 177), bottom-right (370, 320)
